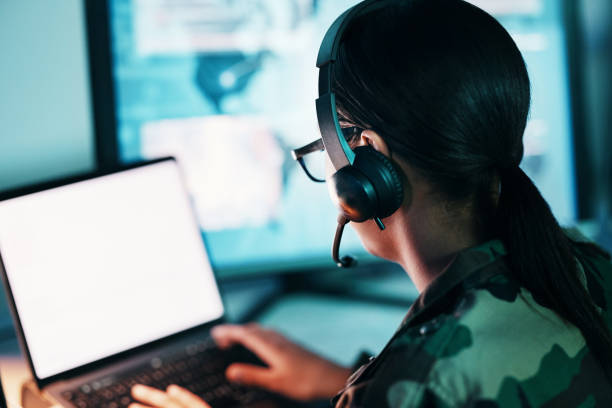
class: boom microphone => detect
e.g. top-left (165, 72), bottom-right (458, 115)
top-left (332, 215), bottom-right (356, 268)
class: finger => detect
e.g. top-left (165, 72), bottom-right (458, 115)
top-left (167, 385), bottom-right (210, 408)
top-left (226, 363), bottom-right (275, 389)
top-left (210, 324), bottom-right (236, 349)
top-left (211, 324), bottom-right (281, 364)
top-left (211, 324), bottom-right (261, 348)
top-left (129, 404), bottom-right (153, 408)
top-left (131, 385), bottom-right (181, 408)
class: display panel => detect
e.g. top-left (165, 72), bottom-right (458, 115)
top-left (108, 0), bottom-right (577, 273)
top-left (0, 160), bottom-right (224, 380)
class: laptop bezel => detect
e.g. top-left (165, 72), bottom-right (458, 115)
top-left (0, 156), bottom-right (229, 389)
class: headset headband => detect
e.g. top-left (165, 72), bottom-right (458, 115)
top-left (315, 0), bottom-right (392, 171)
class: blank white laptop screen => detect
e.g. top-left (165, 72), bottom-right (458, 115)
top-left (0, 160), bottom-right (224, 380)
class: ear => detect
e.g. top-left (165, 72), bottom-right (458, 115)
top-left (359, 129), bottom-right (391, 157)
top-left (360, 129), bottom-right (413, 210)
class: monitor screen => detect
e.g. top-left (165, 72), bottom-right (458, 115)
top-left (0, 160), bottom-right (224, 380)
top-left (107, 0), bottom-right (577, 273)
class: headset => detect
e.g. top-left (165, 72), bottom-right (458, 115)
top-left (316, 0), bottom-right (405, 267)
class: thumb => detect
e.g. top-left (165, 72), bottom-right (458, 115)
top-left (226, 363), bottom-right (274, 389)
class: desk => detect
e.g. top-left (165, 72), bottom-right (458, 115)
top-left (0, 355), bottom-right (30, 407)
top-left (0, 354), bottom-right (59, 408)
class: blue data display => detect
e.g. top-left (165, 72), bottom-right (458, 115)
top-left (108, 0), bottom-right (576, 273)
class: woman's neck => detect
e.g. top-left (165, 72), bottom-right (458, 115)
top-left (394, 201), bottom-right (485, 293)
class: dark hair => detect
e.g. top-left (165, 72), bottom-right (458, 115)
top-left (332, 0), bottom-right (612, 376)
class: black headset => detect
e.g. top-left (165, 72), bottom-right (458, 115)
top-left (316, 0), bottom-right (405, 266)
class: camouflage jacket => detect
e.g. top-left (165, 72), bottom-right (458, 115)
top-left (333, 230), bottom-right (612, 407)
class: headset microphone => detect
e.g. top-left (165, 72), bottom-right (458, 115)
top-left (332, 215), bottom-right (356, 268)
top-left (315, 0), bottom-right (404, 268)
top-left (288, 0), bottom-right (403, 267)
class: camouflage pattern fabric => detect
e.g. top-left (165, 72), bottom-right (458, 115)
top-left (333, 229), bottom-right (612, 407)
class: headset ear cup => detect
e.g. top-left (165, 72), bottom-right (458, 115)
top-left (329, 167), bottom-right (379, 222)
top-left (352, 146), bottom-right (404, 219)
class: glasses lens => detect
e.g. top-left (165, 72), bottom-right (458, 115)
top-left (341, 126), bottom-right (362, 145)
top-left (301, 148), bottom-right (326, 182)
top-left (294, 127), bottom-right (362, 183)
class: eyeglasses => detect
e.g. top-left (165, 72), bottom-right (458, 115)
top-left (291, 126), bottom-right (363, 183)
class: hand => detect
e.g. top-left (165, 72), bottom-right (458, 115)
top-left (129, 384), bottom-right (209, 408)
top-left (211, 323), bottom-right (352, 401)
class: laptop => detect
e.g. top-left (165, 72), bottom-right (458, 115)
top-left (0, 158), bottom-right (284, 408)
top-left (0, 375), bottom-right (7, 408)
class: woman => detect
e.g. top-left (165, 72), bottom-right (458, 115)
top-left (130, 0), bottom-right (612, 406)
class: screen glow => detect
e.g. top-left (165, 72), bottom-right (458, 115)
top-left (0, 160), bottom-right (224, 380)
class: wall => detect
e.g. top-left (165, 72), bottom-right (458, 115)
top-left (0, 0), bottom-right (95, 191)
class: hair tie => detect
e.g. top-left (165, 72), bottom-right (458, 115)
top-left (499, 164), bottom-right (522, 179)
top-left (498, 166), bottom-right (529, 199)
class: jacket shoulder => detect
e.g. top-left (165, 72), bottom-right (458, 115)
top-left (364, 280), bottom-right (598, 406)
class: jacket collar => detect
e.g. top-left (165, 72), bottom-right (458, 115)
top-left (400, 239), bottom-right (507, 329)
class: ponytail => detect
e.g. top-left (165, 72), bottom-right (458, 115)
top-left (497, 166), bottom-right (612, 377)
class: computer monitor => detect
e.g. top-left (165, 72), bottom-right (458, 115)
top-left (103, 0), bottom-right (578, 274)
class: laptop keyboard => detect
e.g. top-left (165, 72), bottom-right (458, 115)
top-left (60, 336), bottom-right (270, 408)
